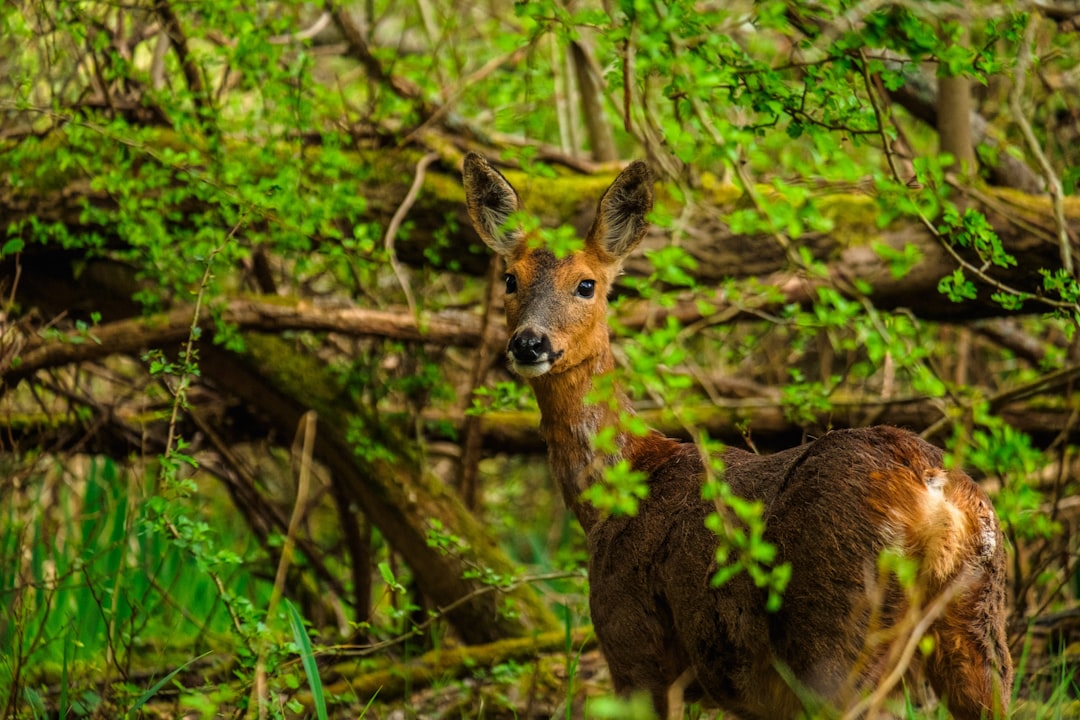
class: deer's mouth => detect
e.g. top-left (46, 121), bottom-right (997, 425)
top-left (510, 349), bottom-right (563, 377)
top-left (507, 330), bottom-right (563, 377)
top-left (512, 359), bottom-right (551, 377)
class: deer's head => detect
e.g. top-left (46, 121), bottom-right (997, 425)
top-left (462, 153), bottom-right (653, 378)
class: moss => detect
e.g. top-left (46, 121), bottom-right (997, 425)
top-left (3, 412), bottom-right (67, 431)
top-left (698, 171), bottom-right (743, 206)
top-left (314, 626), bottom-right (596, 703)
top-left (813, 193), bottom-right (883, 246)
top-left (988, 185), bottom-right (1080, 218)
top-left (242, 332), bottom-right (348, 422)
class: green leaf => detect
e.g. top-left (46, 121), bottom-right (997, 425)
top-left (127, 652), bottom-right (212, 718)
top-left (937, 268), bottom-right (978, 303)
top-left (287, 600), bottom-right (329, 720)
top-left (1, 237), bottom-right (24, 256)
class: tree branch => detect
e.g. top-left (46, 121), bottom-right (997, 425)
top-left (2, 298), bottom-right (485, 388)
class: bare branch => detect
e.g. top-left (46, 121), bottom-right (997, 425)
top-left (1008, 15), bottom-right (1075, 276)
top-left (3, 299), bottom-right (485, 388)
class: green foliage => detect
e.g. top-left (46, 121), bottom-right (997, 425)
top-left (874, 241), bottom-right (925, 279)
top-left (467, 381), bottom-right (535, 416)
top-left (580, 459), bottom-right (650, 517)
top-left (939, 204), bottom-right (1017, 270)
top-left (586, 692), bottom-right (656, 719)
top-left (700, 440), bottom-right (791, 613)
top-left (938, 267), bottom-right (979, 303)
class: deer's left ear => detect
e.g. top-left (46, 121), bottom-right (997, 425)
top-left (588, 160), bottom-right (653, 262)
top-left (463, 153), bottom-right (523, 258)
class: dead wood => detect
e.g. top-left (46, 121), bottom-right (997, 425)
top-left (2, 297), bottom-right (483, 389)
top-left (299, 626), bottom-right (596, 706)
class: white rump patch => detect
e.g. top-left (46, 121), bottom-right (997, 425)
top-left (924, 468), bottom-right (948, 493)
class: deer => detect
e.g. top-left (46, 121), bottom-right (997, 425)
top-left (461, 152), bottom-right (1013, 720)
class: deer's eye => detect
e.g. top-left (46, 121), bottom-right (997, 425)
top-left (575, 279), bottom-right (596, 299)
top-left (504, 273), bottom-right (518, 294)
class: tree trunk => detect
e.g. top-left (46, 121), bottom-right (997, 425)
top-left (937, 24), bottom-right (976, 178)
top-left (938, 73), bottom-right (975, 176)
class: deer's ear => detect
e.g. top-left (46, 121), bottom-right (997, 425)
top-left (588, 160), bottom-right (653, 262)
top-left (463, 153), bottom-right (523, 257)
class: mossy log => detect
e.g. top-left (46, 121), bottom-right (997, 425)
top-left (296, 626), bottom-right (597, 707)
top-left (4, 144), bottom-right (1079, 321)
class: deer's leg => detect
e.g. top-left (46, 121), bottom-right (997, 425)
top-left (663, 668), bottom-right (695, 720)
top-left (924, 592), bottom-right (1012, 720)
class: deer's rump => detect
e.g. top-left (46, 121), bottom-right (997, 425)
top-left (587, 425), bottom-right (1003, 717)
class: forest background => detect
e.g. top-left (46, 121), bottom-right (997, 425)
top-left (1, 0), bottom-right (1078, 718)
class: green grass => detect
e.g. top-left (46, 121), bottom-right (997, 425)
top-left (0, 457), bottom-right (269, 716)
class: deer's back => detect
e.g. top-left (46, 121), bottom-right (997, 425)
top-left (588, 426), bottom-right (973, 717)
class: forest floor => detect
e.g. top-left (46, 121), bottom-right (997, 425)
top-left (261, 645), bottom-right (1078, 720)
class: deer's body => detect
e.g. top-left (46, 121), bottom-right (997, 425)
top-left (462, 153), bottom-right (1012, 719)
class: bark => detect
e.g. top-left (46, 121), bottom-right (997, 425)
top-left (2, 296), bottom-right (483, 389)
top-left (937, 74), bottom-right (976, 176)
top-left (570, 40), bottom-right (618, 163)
top-left (936, 23), bottom-right (976, 177)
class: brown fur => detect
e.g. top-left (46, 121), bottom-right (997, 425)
top-left (462, 153), bottom-right (1012, 719)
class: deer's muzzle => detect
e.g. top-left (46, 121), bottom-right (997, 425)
top-left (508, 329), bottom-right (562, 377)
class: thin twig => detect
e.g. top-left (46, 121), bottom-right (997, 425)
top-left (328, 570), bottom-right (585, 659)
top-left (1008, 16), bottom-right (1074, 276)
top-left (458, 256), bottom-right (503, 509)
top-left (842, 574), bottom-right (969, 720)
top-left (384, 152), bottom-right (438, 318)
top-left (267, 11), bottom-right (331, 44)
top-left (253, 410), bottom-right (318, 719)
top-left (158, 219), bottom-right (249, 640)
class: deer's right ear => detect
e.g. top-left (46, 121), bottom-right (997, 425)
top-left (463, 153), bottom-right (523, 258)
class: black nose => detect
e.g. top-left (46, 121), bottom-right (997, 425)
top-left (509, 330), bottom-right (552, 364)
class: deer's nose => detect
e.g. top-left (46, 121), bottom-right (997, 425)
top-left (509, 330), bottom-right (552, 365)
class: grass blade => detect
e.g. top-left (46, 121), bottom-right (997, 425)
top-left (126, 651), bottom-right (211, 719)
top-left (286, 599), bottom-right (328, 720)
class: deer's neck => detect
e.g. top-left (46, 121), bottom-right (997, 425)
top-left (528, 348), bottom-right (637, 533)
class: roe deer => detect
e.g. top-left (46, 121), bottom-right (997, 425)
top-left (462, 152), bottom-right (1012, 719)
